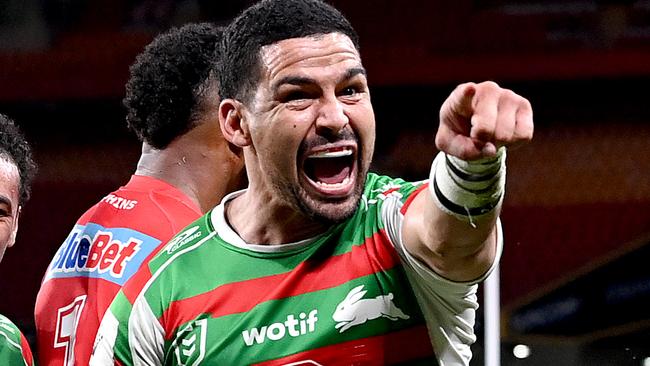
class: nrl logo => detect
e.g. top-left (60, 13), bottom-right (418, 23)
top-left (166, 226), bottom-right (201, 254)
top-left (173, 318), bottom-right (207, 366)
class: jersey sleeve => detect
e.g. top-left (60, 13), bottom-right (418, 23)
top-left (377, 176), bottom-right (504, 366)
top-left (91, 221), bottom-right (207, 366)
top-left (0, 315), bottom-right (34, 366)
top-left (90, 204), bottom-right (195, 366)
top-left (90, 291), bottom-right (134, 365)
top-left (91, 282), bottom-right (167, 366)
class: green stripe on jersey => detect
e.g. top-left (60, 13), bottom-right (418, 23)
top-left (0, 314), bottom-right (29, 366)
top-left (143, 218), bottom-right (349, 315)
top-left (145, 173), bottom-right (423, 312)
top-left (131, 173), bottom-right (429, 364)
top-left (107, 292), bottom-right (134, 365)
top-left (168, 268), bottom-right (425, 364)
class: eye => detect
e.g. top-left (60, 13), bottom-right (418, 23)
top-left (340, 87), bottom-right (359, 96)
top-left (339, 78), bottom-right (367, 98)
top-left (281, 90), bottom-right (311, 103)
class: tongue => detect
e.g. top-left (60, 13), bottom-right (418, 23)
top-left (311, 159), bottom-right (351, 184)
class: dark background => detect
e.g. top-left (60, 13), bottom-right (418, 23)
top-left (1, 0), bottom-right (649, 364)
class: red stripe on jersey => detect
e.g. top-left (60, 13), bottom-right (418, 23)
top-left (252, 325), bottom-right (434, 365)
top-left (400, 184), bottom-right (427, 215)
top-left (161, 230), bottom-right (401, 338)
top-left (123, 264), bottom-right (154, 304)
top-left (382, 187), bottom-right (400, 196)
top-left (20, 332), bottom-right (34, 366)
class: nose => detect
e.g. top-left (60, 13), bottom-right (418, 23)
top-left (315, 96), bottom-right (349, 136)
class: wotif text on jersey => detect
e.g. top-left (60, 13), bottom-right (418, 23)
top-left (242, 310), bottom-right (318, 346)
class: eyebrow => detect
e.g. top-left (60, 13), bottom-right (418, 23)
top-left (272, 66), bottom-right (367, 92)
top-left (272, 76), bottom-right (314, 91)
top-left (342, 67), bottom-right (367, 82)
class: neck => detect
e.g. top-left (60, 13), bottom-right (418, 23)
top-left (225, 163), bottom-right (328, 245)
top-left (135, 124), bottom-right (243, 213)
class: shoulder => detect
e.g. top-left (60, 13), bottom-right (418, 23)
top-left (145, 213), bottom-right (216, 275)
top-left (358, 173), bottom-right (426, 213)
top-left (126, 214), bottom-right (219, 318)
top-left (39, 198), bottom-right (198, 290)
top-left (0, 313), bottom-right (20, 335)
top-left (0, 314), bottom-right (33, 365)
top-left (79, 182), bottom-right (200, 241)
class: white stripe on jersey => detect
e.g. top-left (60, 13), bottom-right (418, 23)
top-left (0, 315), bottom-right (28, 366)
top-left (91, 230), bottom-right (218, 365)
top-left (127, 230), bottom-right (217, 365)
top-left (89, 309), bottom-right (119, 365)
top-left (129, 297), bottom-right (166, 366)
top-left (0, 329), bottom-right (21, 351)
top-left (137, 230), bottom-right (217, 304)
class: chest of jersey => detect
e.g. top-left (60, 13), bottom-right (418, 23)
top-left (161, 227), bottom-right (436, 365)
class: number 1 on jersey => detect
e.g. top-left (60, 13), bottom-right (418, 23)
top-left (55, 295), bottom-right (87, 366)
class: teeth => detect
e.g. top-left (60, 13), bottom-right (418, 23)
top-left (308, 149), bottom-right (353, 158)
top-left (316, 176), bottom-right (351, 187)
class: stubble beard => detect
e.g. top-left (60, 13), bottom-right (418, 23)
top-left (294, 170), bottom-right (367, 224)
top-left (277, 129), bottom-right (374, 225)
top-left (273, 156), bottom-right (369, 225)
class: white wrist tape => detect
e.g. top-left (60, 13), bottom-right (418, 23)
top-left (429, 147), bottom-right (506, 223)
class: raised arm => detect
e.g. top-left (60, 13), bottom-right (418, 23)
top-left (401, 81), bottom-right (534, 282)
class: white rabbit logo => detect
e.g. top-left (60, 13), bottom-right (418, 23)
top-left (332, 285), bottom-right (410, 333)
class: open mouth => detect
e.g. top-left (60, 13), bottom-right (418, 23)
top-left (302, 146), bottom-right (356, 197)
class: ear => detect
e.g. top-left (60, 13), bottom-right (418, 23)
top-left (347, 290), bottom-right (367, 304)
top-left (345, 285), bottom-right (366, 302)
top-left (219, 98), bottom-right (251, 148)
top-left (7, 206), bottom-right (20, 248)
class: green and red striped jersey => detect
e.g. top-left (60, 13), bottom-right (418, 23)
top-left (92, 173), bottom-right (502, 365)
top-left (0, 314), bottom-right (34, 366)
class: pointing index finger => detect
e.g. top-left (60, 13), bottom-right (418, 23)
top-left (442, 82), bottom-right (477, 120)
top-left (469, 82), bottom-right (501, 143)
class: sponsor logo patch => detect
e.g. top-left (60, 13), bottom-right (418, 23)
top-left (46, 224), bottom-right (160, 285)
top-left (165, 226), bottom-right (202, 254)
top-left (242, 310), bottom-right (319, 346)
top-left (332, 285), bottom-right (409, 333)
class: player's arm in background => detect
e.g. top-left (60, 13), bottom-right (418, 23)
top-left (401, 81), bottom-right (534, 282)
top-left (91, 266), bottom-right (167, 365)
top-left (0, 315), bottom-right (35, 366)
top-left (91, 291), bottom-right (136, 366)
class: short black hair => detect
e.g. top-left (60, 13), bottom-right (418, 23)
top-left (124, 22), bottom-right (223, 149)
top-left (220, 0), bottom-right (359, 102)
top-left (0, 114), bottom-right (37, 205)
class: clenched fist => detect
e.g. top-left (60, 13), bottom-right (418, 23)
top-left (436, 81), bottom-right (534, 161)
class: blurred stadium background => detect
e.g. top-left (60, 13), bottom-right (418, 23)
top-left (1, 0), bottom-right (649, 364)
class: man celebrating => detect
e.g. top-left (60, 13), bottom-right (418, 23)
top-left (35, 23), bottom-right (244, 366)
top-left (0, 114), bottom-right (37, 366)
top-left (92, 0), bottom-right (533, 365)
